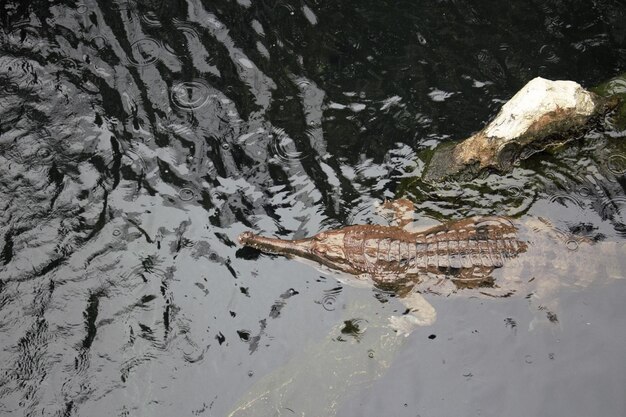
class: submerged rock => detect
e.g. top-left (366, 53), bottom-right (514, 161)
top-left (422, 77), bottom-right (618, 181)
top-left (592, 72), bottom-right (626, 129)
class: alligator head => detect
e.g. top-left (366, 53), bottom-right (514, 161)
top-left (238, 229), bottom-right (361, 275)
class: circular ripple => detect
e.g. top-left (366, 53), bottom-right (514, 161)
top-left (4, 82), bottom-right (19, 94)
top-left (31, 146), bottom-right (54, 172)
top-left (507, 186), bottom-right (523, 197)
top-left (170, 81), bottom-right (210, 111)
top-left (112, 229), bottom-right (121, 237)
top-left (56, 57), bottom-right (80, 72)
top-left (179, 188), bottom-right (195, 201)
top-left (601, 197), bottom-right (626, 221)
top-left (36, 147), bottom-right (52, 158)
top-left (538, 45), bottom-right (560, 64)
top-left (88, 35), bottom-right (108, 50)
top-left (126, 149), bottom-right (148, 172)
top-left (295, 78), bottom-right (311, 89)
top-left (321, 294), bottom-right (336, 311)
top-left (269, 128), bottom-right (311, 164)
top-left (577, 185), bottom-right (593, 198)
top-left (548, 193), bottom-right (583, 209)
top-left (565, 239), bottom-right (579, 251)
top-left (128, 38), bottom-right (161, 66)
top-left (163, 22), bottom-right (199, 55)
top-left (606, 154), bottom-right (626, 175)
top-left (140, 11), bottom-right (162, 27)
top-left (76, 3), bottom-right (88, 14)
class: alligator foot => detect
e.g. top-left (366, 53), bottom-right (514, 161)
top-left (389, 292), bottom-right (437, 336)
top-left (379, 198), bottom-right (416, 229)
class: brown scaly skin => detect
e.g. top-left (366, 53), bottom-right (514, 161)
top-left (239, 216), bottom-right (527, 289)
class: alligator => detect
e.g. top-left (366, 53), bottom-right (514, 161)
top-left (239, 207), bottom-right (625, 335)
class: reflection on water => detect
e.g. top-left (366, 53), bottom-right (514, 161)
top-left (0, 1), bottom-right (625, 416)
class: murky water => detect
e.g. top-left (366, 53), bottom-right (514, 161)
top-left (1, 1), bottom-right (626, 416)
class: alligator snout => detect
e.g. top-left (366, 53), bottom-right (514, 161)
top-left (238, 231), bottom-right (313, 256)
top-left (238, 231), bottom-right (256, 245)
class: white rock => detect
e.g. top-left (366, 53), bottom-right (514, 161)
top-left (484, 77), bottom-right (596, 140)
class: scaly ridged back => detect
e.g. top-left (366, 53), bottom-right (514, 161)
top-left (342, 217), bottom-right (527, 277)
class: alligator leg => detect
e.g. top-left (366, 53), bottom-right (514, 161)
top-left (389, 291), bottom-right (437, 336)
top-left (379, 198), bottom-right (416, 229)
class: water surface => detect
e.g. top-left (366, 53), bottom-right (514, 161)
top-left (1, 1), bottom-right (626, 416)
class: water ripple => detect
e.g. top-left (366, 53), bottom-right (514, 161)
top-left (318, 286), bottom-right (343, 311)
top-left (606, 154), bottom-right (626, 175)
top-left (268, 127), bottom-right (311, 164)
top-left (127, 38), bottom-right (161, 67)
top-left (170, 80), bottom-right (211, 111)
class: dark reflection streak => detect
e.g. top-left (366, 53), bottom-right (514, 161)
top-left (84, 189), bottom-right (109, 241)
top-left (127, 218), bottom-right (154, 244)
top-left (230, 143), bottom-right (256, 171)
top-left (156, 159), bottom-right (189, 188)
top-left (163, 302), bottom-right (170, 337)
top-left (0, 229), bottom-right (14, 266)
top-left (617, 175), bottom-right (626, 196)
top-left (129, 64), bottom-right (166, 147)
top-left (109, 136), bottom-right (122, 189)
top-left (86, 73), bottom-right (127, 126)
top-left (62, 401), bottom-right (74, 417)
top-left (205, 136), bottom-right (228, 178)
top-left (173, 221), bottom-right (191, 254)
top-left (35, 257), bottom-right (65, 279)
top-left (84, 243), bottom-right (115, 266)
top-left (214, 232), bottom-right (236, 248)
top-left (47, 163), bottom-right (65, 210)
top-left (225, 260), bottom-right (237, 279)
top-left (135, 323), bottom-right (156, 344)
top-left (82, 290), bottom-right (104, 350)
top-left (198, 189), bottom-right (214, 211)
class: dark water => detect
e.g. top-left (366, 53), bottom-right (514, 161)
top-left (1, 1), bottom-right (626, 416)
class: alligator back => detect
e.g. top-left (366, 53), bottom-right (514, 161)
top-left (342, 217), bottom-right (527, 285)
